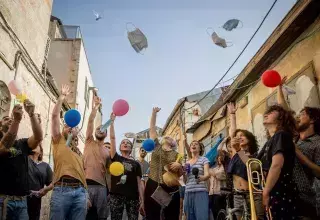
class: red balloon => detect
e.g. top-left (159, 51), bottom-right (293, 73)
top-left (261, 70), bottom-right (281, 88)
top-left (112, 99), bottom-right (129, 116)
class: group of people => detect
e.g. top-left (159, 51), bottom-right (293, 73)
top-left (0, 78), bottom-right (320, 220)
top-left (182, 78), bottom-right (320, 220)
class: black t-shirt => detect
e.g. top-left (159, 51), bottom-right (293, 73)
top-left (28, 159), bottom-right (53, 191)
top-left (0, 138), bottom-right (32, 196)
top-left (110, 153), bottom-right (142, 199)
top-left (257, 131), bottom-right (296, 193)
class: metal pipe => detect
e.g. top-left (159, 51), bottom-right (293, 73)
top-left (0, 51), bottom-right (14, 70)
top-left (13, 51), bottom-right (22, 79)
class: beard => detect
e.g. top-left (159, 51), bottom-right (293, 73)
top-left (1, 125), bottom-right (9, 133)
top-left (95, 134), bottom-right (105, 141)
top-left (297, 122), bottom-right (310, 132)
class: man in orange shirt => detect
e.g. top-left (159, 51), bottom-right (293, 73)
top-left (84, 96), bottom-right (110, 219)
top-left (49, 85), bottom-right (88, 220)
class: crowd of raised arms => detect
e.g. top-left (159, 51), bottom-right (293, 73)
top-left (0, 79), bottom-right (320, 220)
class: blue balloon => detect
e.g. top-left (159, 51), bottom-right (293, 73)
top-left (142, 139), bottom-right (155, 152)
top-left (64, 109), bottom-right (81, 128)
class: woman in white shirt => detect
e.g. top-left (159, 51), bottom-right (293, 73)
top-left (209, 155), bottom-right (227, 219)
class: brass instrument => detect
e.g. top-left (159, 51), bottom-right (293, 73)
top-left (246, 158), bottom-right (272, 220)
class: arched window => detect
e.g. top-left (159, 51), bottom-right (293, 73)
top-left (0, 81), bottom-right (11, 119)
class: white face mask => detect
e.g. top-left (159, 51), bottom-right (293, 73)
top-left (127, 28), bottom-right (148, 53)
top-left (222, 19), bottom-right (242, 31)
top-left (211, 32), bottom-right (231, 48)
top-left (282, 85), bottom-right (296, 96)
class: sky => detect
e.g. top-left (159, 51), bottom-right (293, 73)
top-left (52, 0), bottom-right (297, 142)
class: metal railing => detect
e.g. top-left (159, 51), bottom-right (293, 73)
top-left (59, 25), bottom-right (82, 39)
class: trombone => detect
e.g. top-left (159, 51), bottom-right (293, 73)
top-left (246, 158), bottom-right (272, 220)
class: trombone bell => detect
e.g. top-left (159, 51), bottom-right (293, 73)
top-left (246, 158), bottom-right (272, 220)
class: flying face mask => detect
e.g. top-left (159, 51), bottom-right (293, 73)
top-left (211, 32), bottom-right (232, 48)
top-left (222, 19), bottom-right (243, 31)
top-left (127, 26), bottom-right (148, 53)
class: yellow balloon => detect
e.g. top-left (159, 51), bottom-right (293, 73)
top-left (110, 162), bottom-right (124, 176)
top-left (16, 93), bottom-right (27, 103)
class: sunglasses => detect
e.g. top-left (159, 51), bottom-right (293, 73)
top-left (141, 149), bottom-right (146, 153)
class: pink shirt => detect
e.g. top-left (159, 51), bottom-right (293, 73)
top-left (83, 136), bottom-right (109, 186)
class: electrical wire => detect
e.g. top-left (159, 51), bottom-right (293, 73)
top-left (183, 0), bottom-right (279, 112)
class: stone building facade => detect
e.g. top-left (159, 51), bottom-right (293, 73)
top-left (0, 1), bottom-right (102, 219)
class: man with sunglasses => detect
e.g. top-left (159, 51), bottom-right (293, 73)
top-left (137, 147), bottom-right (149, 178)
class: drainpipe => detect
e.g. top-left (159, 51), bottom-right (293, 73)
top-left (0, 51), bottom-right (14, 70)
top-left (13, 51), bottom-right (22, 80)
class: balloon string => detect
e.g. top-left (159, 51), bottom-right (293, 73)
top-left (66, 133), bottom-right (73, 147)
top-left (100, 119), bottom-right (112, 132)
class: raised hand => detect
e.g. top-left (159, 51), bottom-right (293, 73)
top-left (153, 107), bottom-right (161, 113)
top-left (110, 113), bottom-right (116, 121)
top-left (227, 102), bottom-right (237, 114)
top-left (280, 76), bottom-right (287, 86)
top-left (23, 99), bottom-right (35, 117)
top-left (93, 96), bottom-right (102, 108)
top-left (12, 104), bottom-right (23, 121)
top-left (61, 84), bottom-right (71, 97)
top-left (231, 137), bottom-right (241, 152)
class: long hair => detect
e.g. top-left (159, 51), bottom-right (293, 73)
top-left (264, 105), bottom-right (297, 136)
top-left (234, 129), bottom-right (258, 155)
top-left (303, 107), bottom-right (320, 135)
top-left (190, 140), bottom-right (205, 156)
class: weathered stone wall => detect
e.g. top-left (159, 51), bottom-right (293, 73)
top-left (0, 1), bottom-right (54, 219)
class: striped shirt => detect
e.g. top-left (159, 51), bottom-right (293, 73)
top-left (185, 157), bottom-right (209, 193)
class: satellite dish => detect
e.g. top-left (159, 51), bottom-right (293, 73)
top-left (124, 132), bottom-right (137, 139)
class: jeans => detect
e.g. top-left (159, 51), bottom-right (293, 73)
top-left (50, 186), bottom-right (87, 220)
top-left (86, 185), bottom-right (109, 220)
top-left (184, 191), bottom-right (209, 220)
top-left (0, 197), bottom-right (28, 220)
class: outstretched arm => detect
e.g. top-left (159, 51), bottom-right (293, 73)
top-left (277, 76), bottom-right (290, 111)
top-left (24, 100), bottom-right (43, 149)
top-left (86, 96), bottom-right (101, 140)
top-left (182, 133), bottom-right (191, 160)
top-left (227, 103), bottom-right (237, 138)
top-left (150, 107), bottom-right (160, 140)
top-left (51, 85), bottom-right (70, 142)
top-left (109, 113), bottom-right (116, 159)
top-left (0, 105), bottom-right (23, 153)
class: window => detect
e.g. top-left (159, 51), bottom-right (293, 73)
top-left (0, 81), bottom-right (11, 119)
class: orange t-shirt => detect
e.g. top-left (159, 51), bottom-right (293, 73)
top-left (52, 136), bottom-right (87, 188)
top-left (83, 136), bottom-right (109, 186)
